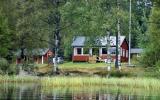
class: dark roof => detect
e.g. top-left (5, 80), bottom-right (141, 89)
top-left (71, 36), bottom-right (86, 47)
top-left (131, 48), bottom-right (143, 54)
top-left (15, 48), bottom-right (49, 56)
top-left (71, 36), bottom-right (126, 47)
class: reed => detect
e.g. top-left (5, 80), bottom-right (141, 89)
top-left (41, 76), bottom-right (160, 90)
top-left (0, 75), bottom-right (160, 91)
top-left (41, 85), bottom-right (160, 97)
top-left (0, 75), bottom-right (39, 83)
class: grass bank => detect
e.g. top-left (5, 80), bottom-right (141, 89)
top-left (35, 62), bottom-right (157, 77)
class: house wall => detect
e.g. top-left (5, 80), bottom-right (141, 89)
top-left (120, 39), bottom-right (129, 62)
top-left (72, 39), bottom-right (129, 62)
top-left (72, 54), bottom-right (89, 62)
top-left (72, 47), bottom-right (90, 62)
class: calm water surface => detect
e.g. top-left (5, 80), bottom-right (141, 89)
top-left (0, 83), bottom-right (160, 100)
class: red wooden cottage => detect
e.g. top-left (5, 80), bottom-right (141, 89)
top-left (16, 48), bottom-right (54, 64)
top-left (71, 36), bottom-right (128, 62)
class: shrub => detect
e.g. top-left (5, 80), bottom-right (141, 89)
top-left (110, 71), bottom-right (131, 77)
top-left (7, 64), bottom-right (19, 75)
top-left (0, 58), bottom-right (18, 75)
top-left (141, 48), bottom-right (159, 67)
top-left (155, 60), bottom-right (160, 68)
top-left (0, 58), bottom-right (9, 72)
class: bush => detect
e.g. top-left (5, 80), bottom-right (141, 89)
top-left (7, 64), bottom-right (19, 75)
top-left (141, 48), bottom-right (160, 67)
top-left (155, 60), bottom-right (160, 68)
top-left (110, 71), bottom-right (131, 77)
top-left (0, 58), bottom-right (18, 75)
top-left (0, 58), bottom-right (9, 73)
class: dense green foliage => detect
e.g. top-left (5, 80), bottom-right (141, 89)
top-left (141, 1), bottom-right (160, 67)
top-left (0, 58), bottom-right (9, 72)
top-left (0, 10), bottom-right (11, 57)
top-left (0, 0), bottom-right (151, 56)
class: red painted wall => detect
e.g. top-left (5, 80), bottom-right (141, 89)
top-left (72, 55), bottom-right (89, 62)
top-left (121, 39), bottom-right (129, 62)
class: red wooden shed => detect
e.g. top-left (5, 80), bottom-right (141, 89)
top-left (16, 48), bottom-right (54, 64)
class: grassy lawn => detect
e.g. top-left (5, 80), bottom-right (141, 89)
top-left (34, 61), bottom-right (160, 78)
top-left (34, 62), bottom-right (139, 76)
top-left (59, 62), bottom-right (107, 69)
top-left (35, 64), bottom-right (48, 68)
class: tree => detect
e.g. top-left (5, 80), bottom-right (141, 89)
top-left (0, 0), bottom-right (18, 61)
top-left (0, 10), bottom-right (11, 57)
top-left (15, 0), bottom-right (49, 61)
top-left (43, 0), bottom-right (67, 74)
top-left (142, 0), bottom-right (160, 67)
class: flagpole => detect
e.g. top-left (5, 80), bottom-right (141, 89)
top-left (128, 0), bottom-right (132, 66)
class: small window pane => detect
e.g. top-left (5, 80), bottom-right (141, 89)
top-left (77, 48), bottom-right (82, 54)
top-left (102, 48), bottom-right (107, 54)
top-left (92, 48), bottom-right (99, 56)
top-left (123, 49), bottom-right (125, 57)
top-left (126, 50), bottom-right (128, 57)
top-left (84, 48), bottom-right (89, 54)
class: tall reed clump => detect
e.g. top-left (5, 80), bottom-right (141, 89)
top-left (0, 75), bottom-right (39, 83)
top-left (41, 77), bottom-right (160, 90)
top-left (1, 76), bottom-right (160, 91)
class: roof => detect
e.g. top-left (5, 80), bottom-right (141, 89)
top-left (71, 36), bottom-right (126, 47)
top-left (72, 36), bottom-right (86, 47)
top-left (15, 48), bottom-right (50, 56)
top-left (131, 48), bottom-right (143, 54)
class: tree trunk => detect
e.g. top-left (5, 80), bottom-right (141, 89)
top-left (53, 0), bottom-right (61, 74)
top-left (115, 0), bottom-right (121, 70)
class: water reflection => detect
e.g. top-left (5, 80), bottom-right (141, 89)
top-left (0, 84), bottom-right (160, 100)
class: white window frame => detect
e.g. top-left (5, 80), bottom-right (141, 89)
top-left (126, 50), bottom-right (128, 57)
top-left (77, 48), bottom-right (82, 55)
top-left (123, 49), bottom-right (125, 57)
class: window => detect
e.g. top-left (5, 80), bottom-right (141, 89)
top-left (123, 49), bottom-right (125, 57)
top-left (111, 51), bottom-right (116, 54)
top-left (83, 48), bottom-right (89, 54)
top-left (77, 48), bottom-right (82, 54)
top-left (102, 48), bottom-right (107, 54)
top-left (109, 47), bottom-right (116, 54)
top-left (121, 48), bottom-right (123, 56)
top-left (126, 50), bottom-right (128, 57)
top-left (92, 48), bottom-right (99, 56)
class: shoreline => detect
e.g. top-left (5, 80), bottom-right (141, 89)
top-left (0, 75), bottom-right (160, 91)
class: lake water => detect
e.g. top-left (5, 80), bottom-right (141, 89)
top-left (0, 83), bottom-right (160, 100)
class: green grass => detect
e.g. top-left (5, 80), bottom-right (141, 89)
top-left (35, 64), bottom-right (48, 68)
top-left (34, 62), bottom-right (150, 77)
top-left (59, 62), bottom-right (107, 69)
top-left (30, 61), bottom-right (160, 78)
